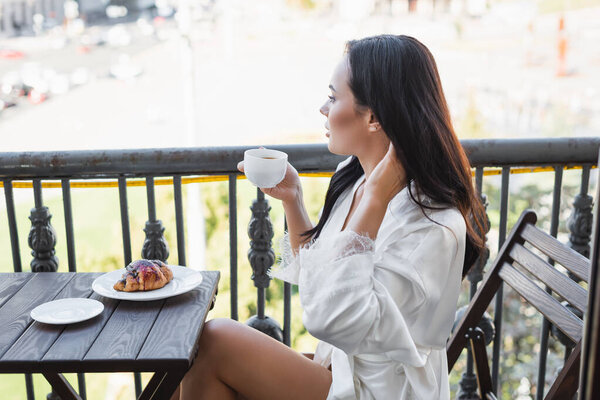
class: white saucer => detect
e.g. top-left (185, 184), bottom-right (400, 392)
top-left (31, 298), bottom-right (104, 325)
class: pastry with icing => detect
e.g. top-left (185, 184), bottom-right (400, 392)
top-left (113, 259), bottom-right (173, 292)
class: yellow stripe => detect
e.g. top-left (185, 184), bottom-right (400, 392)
top-left (0, 165), bottom-right (596, 189)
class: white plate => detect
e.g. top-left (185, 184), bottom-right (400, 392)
top-left (31, 298), bottom-right (104, 325)
top-left (92, 265), bottom-right (203, 301)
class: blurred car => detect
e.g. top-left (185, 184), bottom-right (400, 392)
top-left (0, 49), bottom-right (25, 59)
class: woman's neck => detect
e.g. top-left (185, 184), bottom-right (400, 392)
top-left (357, 140), bottom-right (390, 181)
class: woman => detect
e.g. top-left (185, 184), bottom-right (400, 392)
top-left (172, 34), bottom-right (487, 400)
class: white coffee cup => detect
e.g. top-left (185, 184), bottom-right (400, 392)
top-left (243, 148), bottom-right (288, 188)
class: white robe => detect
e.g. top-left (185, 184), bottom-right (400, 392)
top-left (270, 157), bottom-right (466, 400)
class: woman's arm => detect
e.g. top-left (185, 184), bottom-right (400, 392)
top-left (282, 190), bottom-right (314, 252)
top-left (344, 195), bottom-right (389, 241)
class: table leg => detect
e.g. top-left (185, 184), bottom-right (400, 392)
top-left (138, 370), bottom-right (187, 400)
top-left (42, 373), bottom-right (82, 400)
top-left (138, 371), bottom-right (167, 400)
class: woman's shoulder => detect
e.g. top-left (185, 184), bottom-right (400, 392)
top-left (381, 183), bottom-right (466, 248)
top-left (390, 181), bottom-right (463, 221)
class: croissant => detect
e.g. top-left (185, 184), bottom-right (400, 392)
top-left (113, 259), bottom-right (173, 292)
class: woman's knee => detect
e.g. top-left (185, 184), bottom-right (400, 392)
top-left (193, 319), bottom-right (235, 374)
top-left (201, 318), bottom-right (242, 341)
top-left (198, 318), bottom-right (245, 357)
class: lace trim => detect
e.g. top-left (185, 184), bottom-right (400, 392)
top-left (302, 230), bottom-right (375, 264)
top-left (268, 230), bottom-right (375, 283)
top-left (268, 232), bottom-right (301, 283)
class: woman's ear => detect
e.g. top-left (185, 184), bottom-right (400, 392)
top-left (368, 112), bottom-right (381, 133)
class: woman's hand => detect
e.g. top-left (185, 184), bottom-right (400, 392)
top-left (345, 143), bottom-right (407, 240)
top-left (238, 151), bottom-right (312, 251)
top-left (237, 161), bottom-right (303, 204)
top-left (363, 142), bottom-right (407, 205)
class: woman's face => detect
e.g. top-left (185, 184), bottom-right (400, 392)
top-left (320, 57), bottom-right (371, 156)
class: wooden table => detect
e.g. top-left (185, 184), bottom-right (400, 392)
top-left (0, 271), bottom-right (220, 400)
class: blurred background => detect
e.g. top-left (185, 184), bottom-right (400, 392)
top-left (1, 0), bottom-right (599, 399)
top-left (1, 0), bottom-right (599, 152)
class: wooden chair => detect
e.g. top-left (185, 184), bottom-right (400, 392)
top-left (447, 209), bottom-right (591, 400)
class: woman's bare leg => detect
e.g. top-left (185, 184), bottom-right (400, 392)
top-left (170, 351), bottom-right (317, 399)
top-left (179, 318), bottom-right (332, 400)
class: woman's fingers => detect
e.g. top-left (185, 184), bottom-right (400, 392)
top-left (390, 147), bottom-right (406, 181)
top-left (237, 161), bottom-right (244, 172)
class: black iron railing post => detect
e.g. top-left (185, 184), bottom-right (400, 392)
top-left (246, 188), bottom-right (283, 341)
top-left (567, 166), bottom-right (593, 261)
top-left (229, 174), bottom-right (239, 321)
top-left (29, 179), bottom-right (58, 272)
top-left (28, 180), bottom-right (59, 400)
top-left (4, 179), bottom-right (22, 272)
top-left (142, 176), bottom-right (170, 262)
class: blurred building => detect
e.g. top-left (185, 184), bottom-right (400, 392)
top-left (0, 0), bottom-right (64, 36)
top-left (0, 0), bottom-right (157, 36)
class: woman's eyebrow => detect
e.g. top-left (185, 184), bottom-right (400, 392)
top-left (328, 84), bottom-right (336, 92)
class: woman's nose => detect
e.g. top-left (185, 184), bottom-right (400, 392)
top-left (319, 102), bottom-right (329, 116)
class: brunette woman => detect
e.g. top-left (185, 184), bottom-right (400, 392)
top-left (172, 34), bottom-right (486, 400)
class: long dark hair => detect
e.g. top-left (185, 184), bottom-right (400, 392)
top-left (303, 35), bottom-right (487, 277)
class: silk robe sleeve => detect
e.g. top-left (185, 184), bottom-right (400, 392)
top-left (298, 223), bottom-right (461, 368)
top-left (268, 157), bottom-right (353, 284)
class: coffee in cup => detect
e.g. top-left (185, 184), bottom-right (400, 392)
top-left (243, 148), bottom-right (288, 188)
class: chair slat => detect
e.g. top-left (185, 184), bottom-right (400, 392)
top-left (509, 243), bottom-right (588, 313)
top-left (498, 262), bottom-right (583, 343)
top-left (521, 224), bottom-right (590, 282)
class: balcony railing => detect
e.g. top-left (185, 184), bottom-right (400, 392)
top-left (0, 137), bottom-right (598, 399)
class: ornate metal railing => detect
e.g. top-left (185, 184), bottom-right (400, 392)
top-left (0, 137), bottom-right (598, 399)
